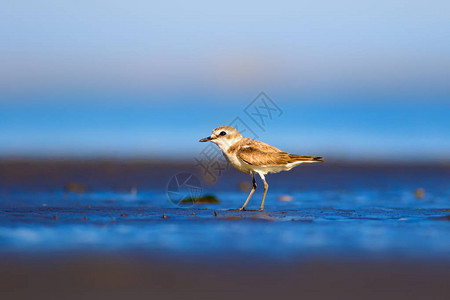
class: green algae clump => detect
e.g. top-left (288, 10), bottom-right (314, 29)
top-left (181, 195), bottom-right (220, 204)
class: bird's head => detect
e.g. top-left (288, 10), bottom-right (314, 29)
top-left (199, 126), bottom-right (243, 151)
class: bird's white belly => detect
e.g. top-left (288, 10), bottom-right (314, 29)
top-left (251, 164), bottom-right (295, 175)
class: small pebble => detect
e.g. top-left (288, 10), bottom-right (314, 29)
top-left (278, 195), bottom-right (293, 202)
top-left (53, 216), bottom-right (58, 220)
top-left (163, 213), bottom-right (167, 219)
top-left (214, 211), bottom-right (218, 217)
top-left (120, 213), bottom-right (127, 217)
top-left (65, 182), bottom-right (85, 193)
top-left (415, 188), bottom-right (425, 199)
top-left (238, 181), bottom-right (252, 191)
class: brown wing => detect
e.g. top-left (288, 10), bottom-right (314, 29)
top-left (237, 148), bottom-right (323, 166)
top-left (236, 146), bottom-right (292, 166)
top-left (231, 138), bottom-right (323, 166)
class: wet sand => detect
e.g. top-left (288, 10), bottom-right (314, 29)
top-left (1, 254), bottom-right (449, 300)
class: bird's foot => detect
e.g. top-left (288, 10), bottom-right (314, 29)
top-left (258, 208), bottom-right (264, 212)
top-left (228, 207), bottom-right (246, 211)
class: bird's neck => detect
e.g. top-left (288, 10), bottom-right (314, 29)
top-left (214, 136), bottom-right (243, 154)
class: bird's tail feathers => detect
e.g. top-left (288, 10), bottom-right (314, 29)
top-left (289, 155), bottom-right (324, 163)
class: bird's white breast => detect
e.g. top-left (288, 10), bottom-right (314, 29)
top-left (221, 151), bottom-right (253, 174)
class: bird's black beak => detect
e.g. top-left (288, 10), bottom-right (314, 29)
top-left (199, 136), bottom-right (212, 142)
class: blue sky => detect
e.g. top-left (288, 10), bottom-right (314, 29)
top-left (1, 1), bottom-right (449, 161)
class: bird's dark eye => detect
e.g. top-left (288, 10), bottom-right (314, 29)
top-left (220, 131), bottom-right (227, 136)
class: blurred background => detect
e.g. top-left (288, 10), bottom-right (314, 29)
top-left (1, 0), bottom-right (449, 162)
top-left (1, 2), bottom-right (449, 299)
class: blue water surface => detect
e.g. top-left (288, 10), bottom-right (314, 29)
top-left (0, 164), bottom-right (449, 261)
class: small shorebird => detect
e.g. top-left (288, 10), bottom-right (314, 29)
top-left (199, 126), bottom-right (323, 211)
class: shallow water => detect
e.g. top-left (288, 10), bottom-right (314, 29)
top-left (0, 162), bottom-right (449, 261)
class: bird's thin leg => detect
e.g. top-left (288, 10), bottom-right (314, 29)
top-left (239, 173), bottom-right (256, 211)
top-left (258, 173), bottom-right (269, 211)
